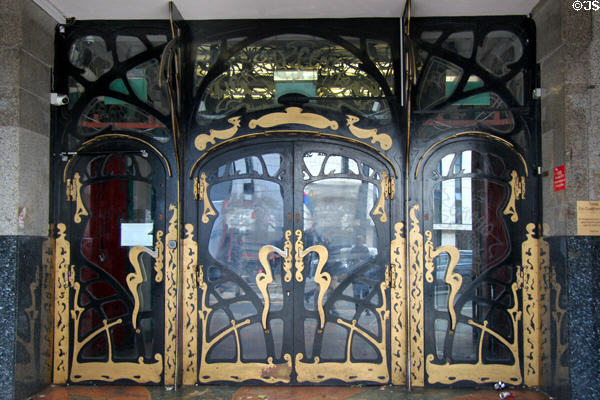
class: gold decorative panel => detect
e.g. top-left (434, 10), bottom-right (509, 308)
top-left (53, 223), bottom-right (70, 384)
top-left (249, 107), bottom-right (339, 130)
top-left (182, 223), bottom-right (198, 385)
top-left (194, 116), bottom-right (241, 151)
top-left (390, 222), bottom-right (407, 385)
top-left (164, 204), bottom-right (179, 385)
top-left (346, 115), bottom-right (393, 151)
top-left (257, 245), bottom-right (280, 332)
top-left (407, 205), bottom-right (425, 386)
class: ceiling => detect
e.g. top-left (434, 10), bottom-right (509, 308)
top-left (34, 0), bottom-right (539, 23)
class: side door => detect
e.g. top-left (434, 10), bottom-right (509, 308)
top-left (56, 141), bottom-right (175, 384)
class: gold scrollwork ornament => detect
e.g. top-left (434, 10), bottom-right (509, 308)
top-left (424, 230), bottom-right (461, 332)
top-left (194, 116), bottom-right (241, 151)
top-left (66, 173), bottom-right (88, 224)
top-left (504, 170), bottom-right (526, 223)
top-left (182, 223), bottom-right (198, 385)
top-left (346, 115), bottom-right (393, 151)
top-left (195, 172), bottom-right (217, 223)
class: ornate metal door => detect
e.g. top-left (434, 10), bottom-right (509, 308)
top-left (184, 138), bottom-right (393, 384)
top-left (55, 140), bottom-right (177, 385)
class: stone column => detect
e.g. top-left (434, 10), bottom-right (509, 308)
top-left (533, 1), bottom-right (600, 399)
top-left (0, 0), bottom-right (55, 398)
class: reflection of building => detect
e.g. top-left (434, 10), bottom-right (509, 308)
top-left (1, 0), bottom-right (597, 399)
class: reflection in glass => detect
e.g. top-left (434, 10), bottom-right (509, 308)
top-left (206, 177), bottom-right (284, 362)
top-left (116, 35), bottom-right (146, 62)
top-left (77, 97), bottom-right (169, 141)
top-left (302, 176), bottom-right (381, 362)
top-left (477, 31), bottom-right (523, 77)
top-left (442, 31), bottom-right (474, 58)
top-left (78, 153), bottom-right (156, 361)
top-left (431, 151), bottom-right (513, 363)
top-left (418, 57), bottom-right (463, 110)
top-left (69, 36), bottom-right (114, 81)
top-left (240, 323), bottom-right (268, 360)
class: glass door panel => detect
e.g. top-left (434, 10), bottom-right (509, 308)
top-left (196, 145), bottom-right (295, 383)
top-left (293, 145), bottom-right (391, 384)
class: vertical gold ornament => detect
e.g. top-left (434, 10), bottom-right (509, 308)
top-left (373, 172), bottom-right (392, 223)
top-left (163, 204), bottom-right (178, 385)
top-left (390, 222), bottom-right (407, 385)
top-left (294, 230), bottom-right (305, 282)
top-left (408, 205), bottom-right (425, 386)
top-left (182, 223), bottom-right (198, 385)
top-left (257, 245), bottom-right (277, 332)
top-left (53, 223), bottom-right (70, 384)
top-left (281, 230), bottom-right (293, 282)
top-left (503, 170), bottom-right (526, 223)
top-left (154, 231), bottom-right (164, 282)
top-left (424, 230), bottom-right (461, 332)
top-left (196, 173), bottom-right (216, 223)
top-left (66, 173), bottom-right (88, 224)
top-left (521, 223), bottom-right (543, 386)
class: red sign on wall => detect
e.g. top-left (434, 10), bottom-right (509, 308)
top-left (554, 165), bottom-right (566, 191)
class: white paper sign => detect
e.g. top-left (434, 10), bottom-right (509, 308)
top-left (120, 223), bottom-right (154, 247)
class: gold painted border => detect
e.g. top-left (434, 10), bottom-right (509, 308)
top-left (164, 204), bottom-right (178, 385)
top-left (52, 223), bottom-right (70, 384)
top-left (407, 205), bottom-right (424, 386)
top-left (522, 223), bottom-right (543, 386)
top-left (182, 223), bottom-right (198, 385)
top-left (390, 222), bottom-right (407, 385)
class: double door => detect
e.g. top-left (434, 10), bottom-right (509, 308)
top-left (187, 139), bottom-right (393, 384)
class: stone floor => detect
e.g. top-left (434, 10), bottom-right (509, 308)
top-left (29, 385), bottom-right (551, 400)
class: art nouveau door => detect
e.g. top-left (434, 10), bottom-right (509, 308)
top-left (55, 141), bottom-right (177, 385)
top-left (184, 138), bottom-right (393, 384)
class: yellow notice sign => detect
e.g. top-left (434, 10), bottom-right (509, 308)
top-left (577, 201), bottom-right (600, 236)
